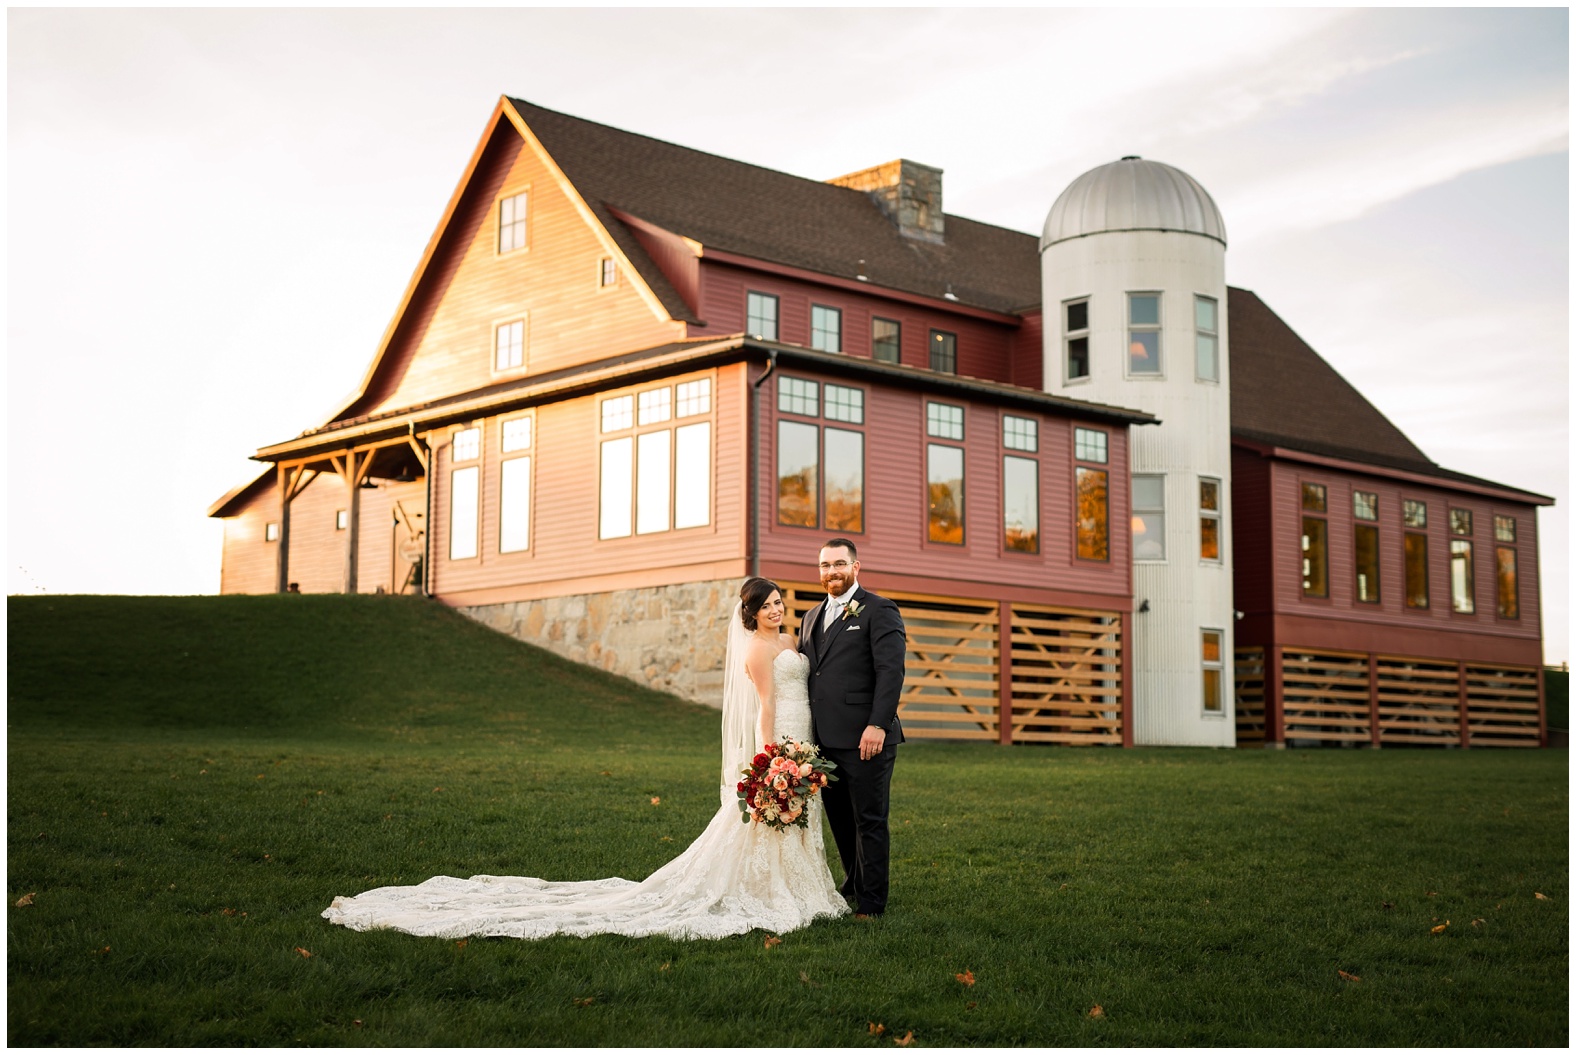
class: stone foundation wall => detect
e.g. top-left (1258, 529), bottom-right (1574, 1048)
top-left (458, 579), bottom-right (737, 708)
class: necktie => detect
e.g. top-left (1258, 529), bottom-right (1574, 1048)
top-left (822, 596), bottom-right (842, 631)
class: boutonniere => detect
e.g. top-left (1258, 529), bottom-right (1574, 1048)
top-left (841, 599), bottom-right (864, 621)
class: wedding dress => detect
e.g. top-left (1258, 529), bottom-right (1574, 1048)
top-left (321, 615), bottom-right (848, 940)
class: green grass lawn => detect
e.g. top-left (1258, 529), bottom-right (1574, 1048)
top-left (7, 595), bottom-right (1568, 1046)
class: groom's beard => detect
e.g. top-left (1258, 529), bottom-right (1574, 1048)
top-left (821, 574), bottom-right (854, 597)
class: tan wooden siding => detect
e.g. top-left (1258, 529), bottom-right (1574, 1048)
top-left (368, 130), bottom-right (685, 418)
top-left (1233, 646), bottom-right (1266, 745)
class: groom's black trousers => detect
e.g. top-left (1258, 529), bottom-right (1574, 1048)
top-left (819, 743), bottom-right (896, 915)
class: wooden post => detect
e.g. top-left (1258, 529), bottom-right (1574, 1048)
top-left (1536, 663), bottom-right (1548, 748)
top-left (275, 463), bottom-right (292, 594)
top-left (1119, 611), bottom-right (1134, 748)
top-left (343, 448), bottom-right (373, 595)
top-left (1367, 652), bottom-right (1381, 748)
top-left (1457, 661), bottom-right (1470, 748)
top-left (997, 601), bottom-right (1013, 745)
top-left (1266, 645), bottom-right (1286, 748)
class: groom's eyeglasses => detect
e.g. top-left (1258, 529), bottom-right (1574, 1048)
top-left (818, 560), bottom-right (854, 571)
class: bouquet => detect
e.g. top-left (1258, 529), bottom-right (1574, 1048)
top-left (736, 739), bottom-right (838, 830)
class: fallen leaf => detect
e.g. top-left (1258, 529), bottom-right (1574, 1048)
top-left (1381, 901), bottom-right (1394, 911)
top-left (295, 947), bottom-right (313, 958)
top-left (660, 836), bottom-right (673, 842)
top-left (1089, 1005), bottom-right (1105, 1018)
top-left (650, 796), bottom-right (661, 806)
top-left (659, 962), bottom-right (671, 972)
top-left (600, 770), bottom-right (612, 776)
top-left (93, 945), bottom-right (110, 955)
top-left (432, 787), bottom-right (444, 793)
top-left (869, 1022), bottom-right (886, 1036)
top-left (15, 892), bottom-right (35, 908)
top-left (763, 935), bottom-right (782, 949)
top-left (1431, 921), bottom-right (1450, 935)
top-left (894, 1031), bottom-right (914, 1046)
top-left (1534, 892), bottom-right (1549, 900)
top-left (454, 940), bottom-right (468, 949)
top-left (255, 774), bottom-right (265, 780)
top-left (353, 1020), bottom-right (363, 1028)
top-left (222, 908), bottom-right (240, 916)
top-left (955, 969), bottom-right (975, 987)
top-left (572, 996), bottom-right (594, 1008)
top-left (1470, 918), bottom-right (1485, 927)
top-left (1337, 970), bottom-right (1361, 982)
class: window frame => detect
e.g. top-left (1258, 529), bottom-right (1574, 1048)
top-left (1132, 473), bottom-right (1166, 563)
top-left (872, 317), bottom-right (901, 363)
top-left (1201, 628), bottom-right (1225, 715)
top-left (746, 291), bottom-right (779, 341)
top-left (926, 441), bottom-right (965, 546)
top-left (598, 256), bottom-right (618, 289)
top-left (1300, 480), bottom-right (1328, 599)
top-left (598, 374), bottom-right (717, 542)
top-left (1495, 543), bottom-right (1519, 620)
top-left (493, 317), bottom-right (527, 374)
top-left (929, 329), bottom-right (957, 374)
top-left (265, 521), bottom-right (279, 543)
top-left (774, 375), bottom-right (865, 534)
top-left (1064, 297), bottom-right (1091, 383)
top-left (497, 190), bottom-right (529, 254)
top-left (449, 464), bottom-right (480, 561)
top-left (1195, 294), bottom-right (1219, 383)
top-left (1126, 291), bottom-right (1162, 378)
top-left (335, 509), bottom-right (348, 532)
top-left (1354, 522), bottom-right (1381, 604)
top-left (810, 304), bottom-right (842, 354)
top-left (1199, 476), bottom-right (1222, 563)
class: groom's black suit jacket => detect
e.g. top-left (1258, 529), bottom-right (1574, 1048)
top-left (799, 585), bottom-right (906, 750)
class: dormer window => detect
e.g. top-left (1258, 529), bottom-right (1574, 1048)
top-left (930, 330), bottom-right (957, 373)
top-left (811, 306), bottom-right (842, 353)
top-left (747, 292), bottom-right (778, 341)
top-left (498, 192), bottom-right (528, 253)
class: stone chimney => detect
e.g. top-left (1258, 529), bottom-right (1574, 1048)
top-left (828, 159), bottom-right (944, 244)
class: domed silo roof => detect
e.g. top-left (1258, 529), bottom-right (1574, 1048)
top-left (1041, 156), bottom-right (1226, 249)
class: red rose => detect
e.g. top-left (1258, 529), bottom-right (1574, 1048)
top-left (753, 753), bottom-right (769, 767)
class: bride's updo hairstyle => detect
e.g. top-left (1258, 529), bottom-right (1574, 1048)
top-left (738, 576), bottom-right (781, 631)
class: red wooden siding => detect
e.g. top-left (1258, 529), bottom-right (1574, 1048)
top-left (695, 261), bottom-right (1018, 383)
top-left (1008, 307), bottom-right (1043, 390)
top-left (1229, 446), bottom-right (1276, 621)
top-left (753, 361), bottom-right (1133, 607)
top-left (1260, 457), bottom-right (1542, 662)
top-left (365, 128), bottom-right (686, 420)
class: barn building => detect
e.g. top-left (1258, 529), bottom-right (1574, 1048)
top-left (209, 97), bottom-right (1551, 748)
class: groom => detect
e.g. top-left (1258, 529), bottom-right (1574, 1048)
top-left (800, 538), bottom-right (905, 918)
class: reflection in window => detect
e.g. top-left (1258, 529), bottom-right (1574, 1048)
top-left (1200, 478), bottom-right (1221, 561)
top-left (1496, 545), bottom-right (1519, 619)
top-left (824, 384), bottom-right (864, 424)
top-left (1450, 540), bottom-right (1474, 613)
top-left (747, 292), bottom-right (779, 340)
top-left (1354, 491), bottom-right (1378, 520)
top-left (1301, 482), bottom-right (1326, 512)
top-left (599, 437), bottom-right (633, 539)
top-left (1132, 474), bottom-right (1165, 561)
top-left (1075, 427), bottom-right (1108, 463)
top-left (1003, 455), bottom-right (1038, 553)
top-left (450, 465), bottom-right (479, 559)
top-left (930, 330), bottom-right (957, 373)
top-left (824, 428), bottom-right (863, 532)
top-left (1195, 295), bottom-right (1218, 382)
top-left (674, 422), bottom-right (711, 529)
top-left (1003, 415), bottom-right (1037, 452)
top-left (811, 305), bottom-right (842, 353)
top-left (872, 317), bottom-right (901, 363)
top-left (500, 456), bottom-right (530, 553)
top-left (1302, 516), bottom-right (1328, 597)
top-left (1494, 514), bottom-right (1516, 542)
top-left (1404, 532), bottom-right (1429, 608)
top-left (927, 444), bottom-right (964, 544)
top-left (1403, 499), bottom-right (1427, 528)
top-left (1066, 298), bottom-right (1090, 381)
top-left (1128, 293), bottom-right (1160, 375)
top-left (778, 376), bottom-right (818, 417)
top-left (1355, 523), bottom-right (1380, 603)
top-left (1450, 508), bottom-right (1473, 536)
top-left (927, 401), bottom-right (963, 440)
top-left (1076, 467), bottom-right (1109, 561)
top-left (1202, 630), bottom-right (1223, 713)
top-left (777, 421), bottom-right (818, 528)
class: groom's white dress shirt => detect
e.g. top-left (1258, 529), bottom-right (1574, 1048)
top-left (821, 583), bottom-right (858, 631)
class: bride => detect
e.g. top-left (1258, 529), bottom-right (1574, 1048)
top-left (321, 577), bottom-right (849, 939)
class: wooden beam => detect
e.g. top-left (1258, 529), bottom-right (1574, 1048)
top-left (1368, 652), bottom-right (1381, 748)
top-left (1457, 661), bottom-right (1470, 749)
top-left (997, 601), bottom-right (1013, 746)
top-left (344, 449), bottom-right (361, 594)
top-left (275, 464), bottom-right (294, 593)
top-left (406, 435), bottom-right (429, 472)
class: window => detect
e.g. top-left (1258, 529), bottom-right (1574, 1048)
top-left (1132, 474), bottom-right (1165, 561)
top-left (676, 378), bottom-right (711, 417)
top-left (1354, 491), bottom-right (1378, 521)
top-left (498, 191), bottom-right (528, 253)
top-left (1128, 293), bottom-right (1161, 375)
top-left (1201, 630), bottom-right (1224, 713)
top-left (1076, 467), bottom-right (1109, 561)
top-left (1404, 499), bottom-right (1427, 528)
top-left (495, 319), bottom-right (525, 371)
top-left (1494, 514), bottom-right (1516, 543)
top-left (747, 292), bottom-right (778, 341)
top-left (927, 444), bottom-right (964, 544)
top-left (1450, 540), bottom-right (1475, 613)
top-left (1195, 295), bottom-right (1218, 382)
top-left (335, 510), bottom-right (348, 531)
top-left (1199, 478), bottom-right (1221, 561)
top-left (599, 257), bottom-right (617, 287)
top-left (265, 522), bottom-right (279, 542)
top-left (811, 305), bottom-right (842, 353)
top-left (1354, 524), bottom-right (1380, 603)
top-left (501, 416), bottom-right (532, 453)
top-left (1405, 532), bottom-right (1429, 609)
top-left (499, 455), bottom-right (531, 553)
top-left (1003, 415), bottom-right (1037, 452)
top-left (1496, 545), bottom-right (1519, 619)
top-left (930, 329), bottom-right (957, 373)
top-left (1301, 481), bottom-right (1327, 597)
top-left (776, 379), bottom-right (863, 532)
top-left (599, 380), bottom-right (713, 539)
top-left (872, 317), bottom-right (901, 363)
top-left (449, 465), bottom-right (479, 560)
top-left (1450, 508), bottom-right (1473, 536)
top-left (453, 427), bottom-right (481, 462)
top-left (778, 376), bottom-right (819, 417)
top-left (824, 383), bottom-right (864, 424)
top-left (1003, 455), bottom-right (1038, 553)
top-left (1065, 299), bottom-right (1090, 381)
top-left (1074, 427), bottom-right (1108, 464)
top-left (927, 401), bottom-right (963, 440)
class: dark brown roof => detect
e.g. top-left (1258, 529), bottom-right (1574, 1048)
top-left (509, 98), bottom-right (1042, 317)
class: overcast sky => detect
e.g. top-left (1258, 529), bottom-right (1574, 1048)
top-left (8, 7), bottom-right (1569, 662)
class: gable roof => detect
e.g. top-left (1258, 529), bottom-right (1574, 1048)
top-left (506, 98), bottom-right (1042, 316)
